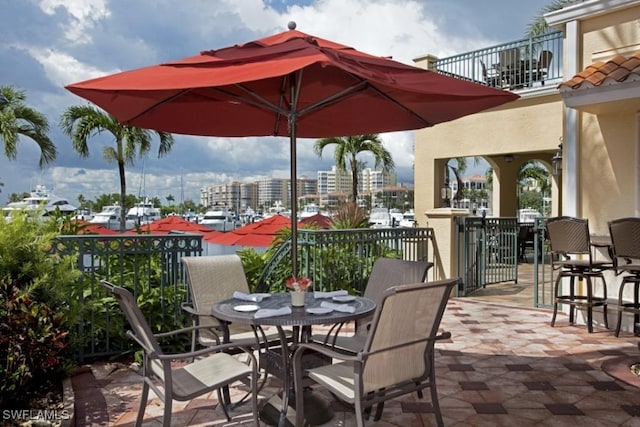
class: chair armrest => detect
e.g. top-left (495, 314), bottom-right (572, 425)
top-left (294, 342), bottom-right (361, 362)
top-left (181, 303), bottom-right (218, 319)
top-left (153, 324), bottom-right (224, 339)
top-left (128, 329), bottom-right (260, 361)
top-left (435, 331), bottom-right (451, 341)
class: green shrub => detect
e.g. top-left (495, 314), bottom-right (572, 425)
top-left (0, 211), bottom-right (82, 407)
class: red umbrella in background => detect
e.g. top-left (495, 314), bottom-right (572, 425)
top-left (73, 220), bottom-right (119, 235)
top-left (204, 214), bottom-right (292, 247)
top-left (65, 22), bottom-right (519, 275)
top-left (127, 216), bottom-right (223, 235)
top-left (299, 213), bottom-right (332, 229)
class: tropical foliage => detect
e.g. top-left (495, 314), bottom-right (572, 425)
top-left (314, 134), bottom-right (394, 203)
top-left (60, 105), bottom-right (175, 231)
top-left (0, 211), bottom-right (82, 407)
top-left (0, 85), bottom-right (56, 168)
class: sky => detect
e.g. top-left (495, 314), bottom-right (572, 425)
top-left (0, 0), bottom-right (553, 207)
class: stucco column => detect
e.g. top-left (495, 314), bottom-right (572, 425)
top-left (424, 208), bottom-right (470, 280)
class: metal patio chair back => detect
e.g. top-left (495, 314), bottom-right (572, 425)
top-left (293, 278), bottom-right (458, 427)
top-left (314, 257), bottom-right (433, 351)
top-left (608, 217), bottom-right (640, 336)
top-left (546, 216), bottom-right (610, 333)
top-left (100, 280), bottom-right (259, 427)
top-left (182, 254), bottom-right (256, 347)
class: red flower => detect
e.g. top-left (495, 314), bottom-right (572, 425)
top-left (285, 276), bottom-right (312, 291)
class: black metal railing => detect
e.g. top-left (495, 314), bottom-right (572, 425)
top-left (256, 227), bottom-right (435, 295)
top-left (434, 31), bottom-right (563, 91)
top-left (455, 216), bottom-right (519, 296)
top-left (50, 227), bottom-right (434, 360)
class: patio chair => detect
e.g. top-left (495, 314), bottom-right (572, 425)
top-left (312, 257), bottom-right (434, 352)
top-left (608, 217), bottom-right (640, 336)
top-left (480, 59), bottom-right (501, 87)
top-left (100, 280), bottom-right (260, 427)
top-left (293, 278), bottom-right (458, 427)
top-left (533, 50), bottom-right (553, 85)
top-left (181, 254), bottom-right (287, 405)
top-left (182, 254), bottom-right (262, 349)
top-left (546, 216), bottom-right (611, 333)
top-left (498, 47), bottom-right (521, 87)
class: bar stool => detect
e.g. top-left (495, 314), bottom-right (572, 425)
top-left (608, 217), bottom-right (640, 337)
top-left (546, 216), bottom-right (611, 333)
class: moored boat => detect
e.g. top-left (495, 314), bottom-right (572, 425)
top-left (2, 185), bottom-right (76, 219)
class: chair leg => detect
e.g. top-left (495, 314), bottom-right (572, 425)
top-left (430, 381), bottom-right (445, 427)
top-left (585, 276), bottom-right (594, 333)
top-left (354, 399), bottom-right (366, 427)
top-left (136, 381), bottom-right (150, 427)
top-left (550, 274), bottom-right (563, 327)
top-left (373, 401), bottom-right (385, 421)
top-left (616, 281), bottom-right (626, 337)
top-left (216, 388), bottom-right (232, 421)
top-left (162, 392), bottom-right (172, 427)
top-left (569, 276), bottom-right (577, 325)
top-left (601, 275), bottom-right (609, 330)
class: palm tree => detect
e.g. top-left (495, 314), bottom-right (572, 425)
top-left (0, 85), bottom-right (57, 168)
top-left (60, 105), bottom-right (175, 231)
top-left (314, 134), bottom-right (394, 203)
top-left (526, 0), bottom-right (576, 37)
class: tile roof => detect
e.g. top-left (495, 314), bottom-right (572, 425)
top-left (558, 51), bottom-right (640, 91)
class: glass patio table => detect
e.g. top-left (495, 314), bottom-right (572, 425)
top-left (211, 292), bottom-right (376, 427)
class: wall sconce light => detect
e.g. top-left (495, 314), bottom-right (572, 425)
top-left (504, 154), bottom-right (514, 163)
top-left (551, 143), bottom-right (563, 176)
top-left (441, 184), bottom-right (452, 207)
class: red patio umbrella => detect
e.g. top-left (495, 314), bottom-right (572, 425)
top-left (204, 214), bottom-right (291, 247)
top-left (148, 216), bottom-right (219, 234)
top-left (299, 213), bottom-right (332, 229)
top-left (74, 221), bottom-right (119, 235)
top-left (65, 23), bottom-right (519, 275)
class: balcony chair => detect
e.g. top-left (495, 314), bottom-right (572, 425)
top-left (312, 257), bottom-right (434, 353)
top-left (533, 50), bottom-right (553, 85)
top-left (479, 59), bottom-right (501, 88)
top-left (498, 47), bottom-right (521, 87)
top-left (608, 217), bottom-right (640, 337)
top-left (293, 279), bottom-right (458, 427)
top-left (100, 280), bottom-right (260, 427)
top-left (546, 216), bottom-right (611, 333)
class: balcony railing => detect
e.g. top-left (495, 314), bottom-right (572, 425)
top-left (434, 31), bottom-right (563, 91)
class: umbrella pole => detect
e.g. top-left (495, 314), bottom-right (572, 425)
top-left (289, 127), bottom-right (298, 278)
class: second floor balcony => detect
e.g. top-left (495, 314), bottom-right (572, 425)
top-left (432, 31), bottom-right (563, 91)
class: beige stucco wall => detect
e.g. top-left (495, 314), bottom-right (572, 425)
top-left (567, 3), bottom-right (640, 233)
top-left (414, 91), bottom-right (564, 226)
top-left (578, 110), bottom-right (639, 234)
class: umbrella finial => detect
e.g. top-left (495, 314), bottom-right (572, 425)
top-left (287, 21), bottom-right (296, 30)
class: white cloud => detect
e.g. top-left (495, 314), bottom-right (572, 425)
top-left (39, 0), bottom-right (110, 44)
top-left (0, 0), bottom-right (550, 206)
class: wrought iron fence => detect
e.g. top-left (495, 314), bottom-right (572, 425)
top-left (434, 31), bottom-right (563, 91)
top-left (256, 227), bottom-right (435, 295)
top-left (49, 233), bottom-right (204, 361)
top-left (50, 227), bottom-right (434, 360)
top-left (455, 216), bottom-right (519, 296)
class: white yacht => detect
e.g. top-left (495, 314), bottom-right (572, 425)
top-left (369, 207), bottom-right (392, 228)
top-left (298, 203), bottom-right (321, 219)
top-left (90, 205), bottom-right (135, 230)
top-left (398, 210), bottom-right (416, 228)
top-left (2, 185), bottom-right (76, 219)
top-left (126, 199), bottom-right (161, 226)
top-left (200, 207), bottom-right (237, 231)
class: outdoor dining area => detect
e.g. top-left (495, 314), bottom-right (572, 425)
top-left (62, 213), bottom-right (640, 426)
top-left (74, 267), bottom-right (640, 426)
